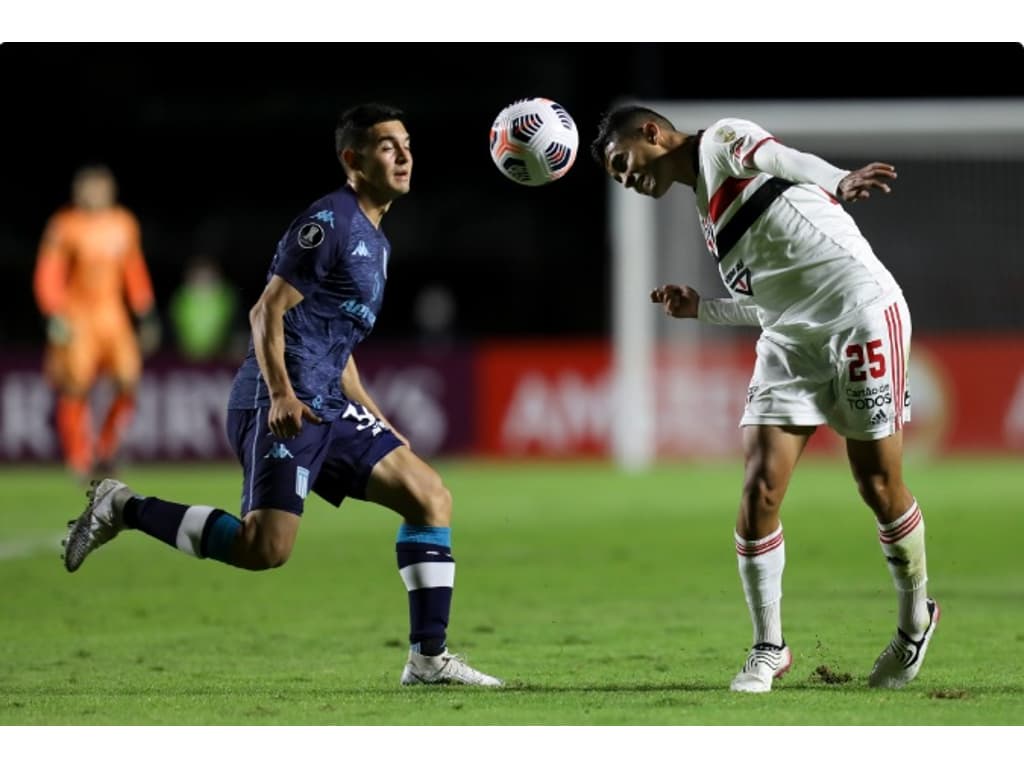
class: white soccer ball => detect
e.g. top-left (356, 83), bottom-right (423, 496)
top-left (489, 97), bottom-right (579, 186)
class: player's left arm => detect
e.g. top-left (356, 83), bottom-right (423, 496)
top-left (121, 212), bottom-right (161, 355)
top-left (748, 140), bottom-right (896, 202)
top-left (340, 354), bottom-right (409, 446)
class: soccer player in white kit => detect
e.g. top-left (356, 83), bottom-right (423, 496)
top-left (592, 106), bottom-right (939, 693)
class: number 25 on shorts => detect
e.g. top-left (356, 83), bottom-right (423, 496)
top-left (846, 339), bottom-right (887, 382)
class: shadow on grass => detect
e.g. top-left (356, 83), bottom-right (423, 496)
top-left (7, 680), bottom-right (1024, 697)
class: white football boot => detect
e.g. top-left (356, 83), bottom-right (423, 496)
top-left (730, 642), bottom-right (793, 693)
top-left (868, 598), bottom-right (940, 689)
top-left (62, 478), bottom-right (130, 573)
top-left (400, 650), bottom-right (503, 687)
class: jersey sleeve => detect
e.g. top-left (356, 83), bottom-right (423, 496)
top-left (703, 119), bottom-right (779, 180)
top-left (747, 139), bottom-right (850, 194)
top-left (121, 212), bottom-right (155, 315)
top-left (705, 118), bottom-right (850, 194)
top-left (697, 297), bottom-right (762, 326)
top-left (33, 211), bottom-right (70, 316)
top-left (271, 207), bottom-right (345, 297)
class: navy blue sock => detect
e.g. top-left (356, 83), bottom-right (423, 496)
top-left (123, 496), bottom-right (240, 564)
top-left (396, 524), bottom-right (454, 656)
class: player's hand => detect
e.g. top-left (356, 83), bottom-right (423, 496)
top-left (137, 310), bottom-right (162, 358)
top-left (650, 284), bottom-right (700, 318)
top-left (46, 315), bottom-right (72, 345)
top-left (837, 162), bottom-right (896, 203)
top-left (268, 393), bottom-right (323, 439)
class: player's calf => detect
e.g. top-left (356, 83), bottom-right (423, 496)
top-left (63, 480), bottom-right (261, 571)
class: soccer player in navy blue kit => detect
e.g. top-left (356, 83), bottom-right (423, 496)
top-left (62, 103), bottom-right (502, 687)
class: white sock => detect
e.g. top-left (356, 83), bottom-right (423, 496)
top-left (878, 500), bottom-right (930, 637)
top-left (735, 525), bottom-right (785, 647)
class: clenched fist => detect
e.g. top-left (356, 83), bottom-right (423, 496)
top-left (650, 284), bottom-right (700, 318)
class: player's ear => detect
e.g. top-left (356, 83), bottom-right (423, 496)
top-left (642, 121), bottom-right (660, 144)
top-left (340, 147), bottom-right (361, 173)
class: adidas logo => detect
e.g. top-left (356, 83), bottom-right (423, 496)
top-left (869, 409), bottom-right (888, 426)
top-left (352, 240), bottom-right (370, 257)
top-left (264, 442), bottom-right (294, 460)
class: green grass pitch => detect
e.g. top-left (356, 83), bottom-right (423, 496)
top-left (1, 457), bottom-right (1022, 726)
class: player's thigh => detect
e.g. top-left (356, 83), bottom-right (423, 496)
top-left (365, 446), bottom-right (451, 526)
top-left (226, 407), bottom-right (333, 518)
top-left (308, 403), bottom-right (409, 513)
top-left (846, 429), bottom-right (905, 479)
top-left (740, 334), bottom-right (831, 431)
top-left (101, 326), bottom-right (142, 389)
top-left (829, 296), bottom-right (912, 441)
top-left (45, 337), bottom-right (99, 395)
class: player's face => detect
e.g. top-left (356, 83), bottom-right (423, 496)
top-left (72, 174), bottom-right (116, 210)
top-left (358, 121), bottom-right (412, 199)
top-left (603, 132), bottom-right (673, 198)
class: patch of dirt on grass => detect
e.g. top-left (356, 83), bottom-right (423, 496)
top-left (929, 689), bottom-right (969, 700)
top-left (812, 664), bottom-right (852, 684)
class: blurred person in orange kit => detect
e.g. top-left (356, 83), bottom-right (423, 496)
top-left (33, 165), bottom-right (161, 482)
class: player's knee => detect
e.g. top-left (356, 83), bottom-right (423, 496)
top-left (852, 471), bottom-right (897, 515)
top-left (246, 538), bottom-right (292, 570)
top-left (57, 383), bottom-right (90, 398)
top-left (238, 518), bottom-right (294, 570)
top-left (406, 480), bottom-right (452, 528)
top-left (424, 483), bottom-right (453, 527)
top-left (741, 472), bottom-right (783, 517)
top-left (113, 380), bottom-right (138, 396)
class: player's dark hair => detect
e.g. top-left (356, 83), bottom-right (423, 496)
top-left (72, 164), bottom-right (114, 184)
top-left (335, 103), bottom-right (406, 154)
top-left (590, 106), bottom-right (675, 166)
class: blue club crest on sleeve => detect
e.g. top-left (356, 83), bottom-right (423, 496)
top-left (312, 210), bottom-right (335, 229)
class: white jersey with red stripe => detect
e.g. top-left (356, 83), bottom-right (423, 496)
top-left (695, 118), bottom-right (903, 339)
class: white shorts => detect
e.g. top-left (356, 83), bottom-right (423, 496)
top-left (740, 294), bottom-right (912, 440)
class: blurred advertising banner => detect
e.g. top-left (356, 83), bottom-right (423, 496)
top-left (2, 338), bottom-right (1022, 462)
top-left (0, 347), bottom-right (475, 463)
top-left (345, 344), bottom-right (476, 456)
top-left (0, 353), bottom-right (239, 462)
top-left (474, 337), bottom-right (1024, 459)
top-left (474, 340), bottom-right (759, 458)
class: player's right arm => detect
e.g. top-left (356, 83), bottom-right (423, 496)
top-left (33, 212), bottom-right (72, 344)
top-left (651, 284), bottom-right (760, 326)
top-left (249, 275), bottom-right (322, 439)
top-left (257, 203), bottom-right (342, 438)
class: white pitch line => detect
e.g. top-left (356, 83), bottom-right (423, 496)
top-left (0, 534), bottom-right (64, 561)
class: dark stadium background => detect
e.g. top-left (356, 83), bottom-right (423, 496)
top-left (2, 42), bottom-right (1022, 349)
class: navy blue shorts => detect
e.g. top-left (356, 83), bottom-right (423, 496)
top-left (226, 404), bottom-right (404, 516)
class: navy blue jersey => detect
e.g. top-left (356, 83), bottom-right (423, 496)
top-left (228, 185), bottom-right (391, 421)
